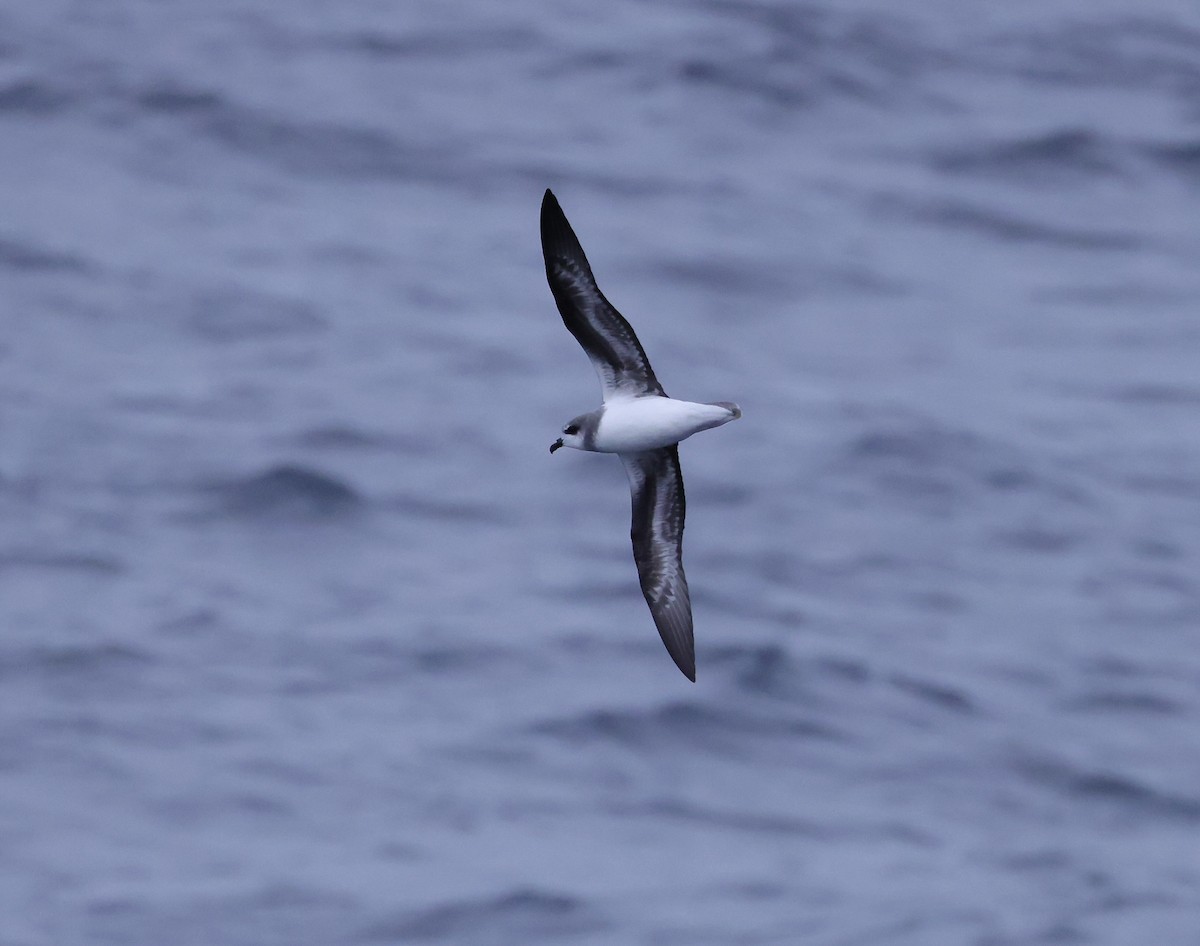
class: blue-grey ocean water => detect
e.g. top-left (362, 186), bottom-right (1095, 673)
top-left (3, 2), bottom-right (1200, 943)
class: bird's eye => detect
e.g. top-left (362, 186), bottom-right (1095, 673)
top-left (563, 424), bottom-right (579, 436)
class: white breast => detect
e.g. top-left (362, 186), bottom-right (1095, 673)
top-left (593, 397), bottom-right (737, 453)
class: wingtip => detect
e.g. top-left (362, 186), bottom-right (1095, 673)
top-left (668, 654), bottom-right (696, 682)
top-left (540, 188), bottom-right (585, 268)
top-left (663, 631), bottom-right (697, 682)
top-left (672, 648), bottom-right (696, 682)
top-left (541, 188), bottom-right (564, 221)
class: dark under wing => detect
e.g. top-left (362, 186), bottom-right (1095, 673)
top-left (621, 447), bottom-right (695, 681)
top-left (540, 189), bottom-right (666, 401)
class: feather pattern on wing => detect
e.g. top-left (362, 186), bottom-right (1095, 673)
top-left (541, 190), bottom-right (666, 401)
top-left (621, 447), bottom-right (694, 681)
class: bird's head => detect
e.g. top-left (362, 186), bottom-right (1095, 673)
top-left (549, 416), bottom-right (587, 454)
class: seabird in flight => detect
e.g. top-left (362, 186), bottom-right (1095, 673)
top-left (542, 189), bottom-right (741, 681)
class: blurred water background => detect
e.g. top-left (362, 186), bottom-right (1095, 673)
top-left (3, 1), bottom-right (1200, 943)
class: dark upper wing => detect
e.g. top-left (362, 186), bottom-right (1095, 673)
top-left (541, 189), bottom-right (666, 401)
top-left (620, 447), bottom-right (694, 681)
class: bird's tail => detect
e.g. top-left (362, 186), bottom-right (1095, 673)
top-left (708, 401), bottom-right (742, 420)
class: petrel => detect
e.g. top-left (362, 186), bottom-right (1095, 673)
top-left (541, 189), bottom-right (741, 681)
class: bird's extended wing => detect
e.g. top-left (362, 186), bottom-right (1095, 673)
top-left (541, 189), bottom-right (666, 401)
top-left (621, 447), bottom-right (694, 681)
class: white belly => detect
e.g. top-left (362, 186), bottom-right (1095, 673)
top-left (593, 397), bottom-right (738, 453)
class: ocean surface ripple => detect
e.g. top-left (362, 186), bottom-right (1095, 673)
top-left (2, 1), bottom-right (1199, 944)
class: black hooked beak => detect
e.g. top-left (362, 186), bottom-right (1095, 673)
top-left (549, 438), bottom-right (564, 454)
